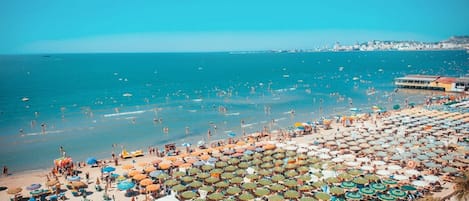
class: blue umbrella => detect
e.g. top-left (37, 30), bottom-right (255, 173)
top-left (67, 176), bottom-right (81, 182)
top-left (117, 181), bottom-right (135, 191)
top-left (103, 166), bottom-right (116, 173)
top-left (26, 184), bottom-right (41, 191)
top-left (244, 150), bottom-right (254, 155)
top-left (149, 170), bottom-right (163, 178)
top-left (255, 147), bottom-right (265, 152)
top-left (193, 160), bottom-right (205, 167)
top-left (86, 157), bottom-right (97, 165)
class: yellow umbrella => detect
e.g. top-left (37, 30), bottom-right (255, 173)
top-left (122, 164), bottom-right (134, 170)
top-left (159, 162), bottom-right (172, 170)
top-left (140, 178), bottom-right (153, 186)
top-left (133, 173), bottom-right (147, 181)
top-left (146, 184), bottom-right (160, 192)
top-left (128, 170), bottom-right (141, 177)
top-left (7, 187), bottom-right (22, 194)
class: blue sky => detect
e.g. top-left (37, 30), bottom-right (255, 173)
top-left (1, 0), bottom-right (468, 54)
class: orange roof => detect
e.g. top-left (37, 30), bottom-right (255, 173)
top-left (436, 77), bottom-right (456, 84)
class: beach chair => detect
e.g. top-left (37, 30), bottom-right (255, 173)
top-left (71, 191), bottom-right (80, 197)
top-left (132, 150), bottom-right (144, 157)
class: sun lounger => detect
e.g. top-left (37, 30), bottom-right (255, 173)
top-left (120, 149), bottom-right (132, 159)
top-left (132, 150), bottom-right (144, 157)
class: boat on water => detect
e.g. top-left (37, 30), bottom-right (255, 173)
top-left (21, 97), bottom-right (29, 102)
top-left (122, 93), bottom-right (133, 97)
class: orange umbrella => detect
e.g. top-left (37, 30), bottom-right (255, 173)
top-left (122, 164), bottom-right (134, 170)
top-left (144, 166), bottom-right (156, 173)
top-left (146, 184), bottom-right (160, 192)
top-left (138, 162), bottom-right (148, 167)
top-left (128, 170), bottom-right (141, 177)
top-left (225, 144), bottom-right (236, 148)
top-left (159, 162), bottom-right (172, 170)
top-left (190, 151), bottom-right (203, 156)
top-left (133, 173), bottom-right (147, 181)
top-left (200, 154), bottom-right (210, 161)
top-left (263, 144), bottom-right (276, 150)
top-left (173, 160), bottom-right (184, 167)
top-left (164, 156), bottom-right (177, 161)
top-left (7, 187), bottom-right (22, 194)
top-left (179, 153), bottom-right (189, 158)
top-left (185, 158), bottom-right (197, 164)
top-left (140, 178), bottom-right (153, 186)
top-left (152, 158), bottom-right (163, 164)
top-left (236, 141), bottom-right (246, 146)
top-left (179, 163), bottom-right (192, 168)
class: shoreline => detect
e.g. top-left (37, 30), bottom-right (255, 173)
top-left (1, 95), bottom-right (468, 200)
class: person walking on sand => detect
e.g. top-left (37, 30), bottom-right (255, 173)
top-left (3, 165), bottom-right (8, 176)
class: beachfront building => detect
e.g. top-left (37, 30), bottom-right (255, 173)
top-left (395, 75), bottom-right (469, 92)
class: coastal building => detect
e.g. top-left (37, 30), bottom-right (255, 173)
top-left (395, 75), bottom-right (469, 92)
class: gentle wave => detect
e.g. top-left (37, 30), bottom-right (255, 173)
top-left (103, 110), bottom-right (146, 117)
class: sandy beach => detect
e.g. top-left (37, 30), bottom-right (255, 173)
top-left (1, 95), bottom-right (468, 201)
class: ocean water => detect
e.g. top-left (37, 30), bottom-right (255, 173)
top-left (0, 51), bottom-right (468, 172)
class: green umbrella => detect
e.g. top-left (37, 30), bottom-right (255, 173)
top-left (235, 169), bottom-right (247, 176)
top-left (285, 190), bottom-right (300, 199)
top-left (201, 165), bottom-right (213, 171)
top-left (298, 174), bottom-right (312, 182)
top-left (194, 199), bottom-right (206, 201)
top-left (181, 176), bottom-right (193, 183)
top-left (259, 178), bottom-right (272, 186)
top-left (229, 177), bottom-right (243, 184)
top-left (228, 158), bottom-right (240, 165)
top-left (188, 180), bottom-right (203, 188)
top-left (215, 181), bottom-right (229, 188)
top-left (204, 177), bottom-right (219, 184)
top-left (370, 183), bottom-right (387, 191)
top-left (226, 186), bottom-right (241, 195)
top-left (262, 156), bottom-right (274, 162)
top-left (389, 189), bottom-right (407, 198)
top-left (284, 170), bottom-right (298, 177)
top-left (254, 188), bottom-right (270, 196)
top-left (269, 183), bottom-right (285, 191)
top-left (239, 192), bottom-right (254, 201)
top-left (286, 151), bottom-right (297, 157)
top-left (299, 185), bottom-right (313, 191)
top-left (271, 174), bottom-right (285, 182)
top-left (381, 179), bottom-right (397, 185)
top-left (172, 184), bottom-right (186, 192)
top-left (215, 161), bottom-right (228, 168)
top-left (181, 191), bottom-right (197, 199)
top-left (442, 167), bottom-right (457, 173)
top-left (261, 163), bottom-right (274, 169)
top-left (242, 182), bottom-right (257, 190)
top-left (347, 169), bottom-right (363, 176)
top-left (345, 191), bottom-right (363, 200)
top-left (400, 185), bottom-right (417, 191)
top-left (285, 163), bottom-right (297, 169)
top-left (352, 176), bottom-right (368, 185)
top-left (221, 172), bottom-right (234, 179)
top-left (378, 194), bottom-right (396, 201)
top-left (300, 197), bottom-right (318, 201)
top-left (340, 181), bottom-right (356, 189)
top-left (246, 174), bottom-right (259, 180)
top-left (164, 179), bottom-right (179, 186)
top-left (259, 169), bottom-right (271, 176)
top-left (359, 187), bottom-right (376, 195)
top-left (269, 194), bottom-right (284, 201)
top-left (312, 181), bottom-right (325, 188)
top-left (188, 168), bottom-right (201, 175)
top-left (173, 171), bottom-right (186, 177)
top-left (157, 173), bottom-right (170, 179)
top-left (273, 153), bottom-right (285, 159)
top-left (326, 177), bottom-right (340, 184)
top-left (338, 173), bottom-right (352, 180)
top-left (199, 185), bottom-right (214, 192)
top-left (297, 160), bottom-right (308, 166)
top-left (273, 166), bottom-right (285, 173)
top-left (364, 174), bottom-right (380, 182)
top-left (197, 172), bottom-right (210, 179)
top-left (297, 165), bottom-right (309, 173)
top-left (238, 162), bottom-right (250, 169)
top-left (253, 152), bottom-right (263, 158)
top-left (207, 192), bottom-right (224, 200)
top-left (329, 186), bottom-right (344, 195)
top-left (224, 165), bottom-right (237, 172)
top-left (252, 159), bottom-right (263, 165)
top-left (283, 179), bottom-right (297, 188)
top-left (314, 192), bottom-right (331, 201)
top-left (210, 168), bottom-right (223, 174)
top-left (308, 157), bottom-right (320, 164)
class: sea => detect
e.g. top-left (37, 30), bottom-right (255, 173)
top-left (0, 50), bottom-right (468, 172)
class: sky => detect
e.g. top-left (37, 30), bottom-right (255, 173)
top-left (1, 0), bottom-right (469, 54)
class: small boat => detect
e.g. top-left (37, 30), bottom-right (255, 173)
top-left (21, 97), bottom-right (30, 102)
top-left (120, 149), bottom-right (132, 159)
top-left (131, 150), bottom-right (144, 157)
top-left (122, 93), bottom-right (133, 97)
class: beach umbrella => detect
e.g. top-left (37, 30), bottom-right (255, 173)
top-left (133, 173), bottom-right (147, 181)
top-left (239, 192), bottom-right (255, 201)
top-left (314, 192), bottom-right (331, 201)
top-left (188, 168), bottom-right (201, 175)
top-left (443, 167), bottom-right (458, 173)
top-left (7, 187), bottom-right (22, 195)
top-left (381, 179), bottom-right (398, 185)
top-left (246, 174), bottom-right (259, 181)
top-left (102, 166), bottom-right (116, 173)
top-left (215, 181), bottom-right (229, 188)
top-left (360, 187), bottom-right (376, 196)
top-left (393, 174), bottom-right (408, 181)
top-left (378, 194), bottom-right (396, 201)
top-left (188, 180), bottom-right (202, 188)
top-left (312, 181), bottom-right (325, 188)
top-left (172, 184), bottom-right (186, 192)
top-left (377, 170), bottom-right (391, 176)
top-left (364, 174), bottom-right (380, 182)
top-left (268, 195), bottom-right (284, 201)
top-left (284, 179), bottom-right (298, 188)
top-left (197, 172), bottom-right (210, 179)
top-left (139, 178), bottom-right (153, 186)
top-left (156, 173), bottom-right (169, 179)
top-left (86, 157), bottom-right (97, 165)
top-left (164, 179), bottom-right (179, 187)
top-left (422, 175), bottom-right (439, 182)
top-left (207, 192), bottom-right (224, 200)
top-left (146, 184), bottom-right (160, 192)
top-left (242, 182), bottom-right (257, 190)
top-left (299, 185), bottom-right (313, 192)
top-left (238, 162), bottom-right (249, 169)
top-left (370, 183), bottom-right (386, 191)
top-left (259, 178), bottom-right (272, 186)
top-left (181, 191), bottom-right (197, 199)
top-left (285, 190), bottom-right (300, 199)
top-left (117, 181), bottom-right (135, 191)
top-left (400, 185), bottom-right (417, 191)
top-left (347, 169), bottom-right (363, 176)
top-left (325, 177), bottom-right (340, 184)
top-left (67, 176), bottom-right (81, 182)
top-left (199, 185), bottom-right (215, 193)
top-left (122, 164), bottom-right (134, 170)
top-left (345, 191), bottom-right (363, 200)
top-left (389, 189), bottom-right (407, 198)
top-left (298, 174), bottom-right (312, 182)
top-left (330, 186), bottom-right (344, 195)
top-left (338, 173), bottom-right (352, 180)
top-left (299, 197), bottom-right (317, 201)
top-left (205, 177), bottom-right (219, 184)
top-left (353, 176), bottom-right (369, 185)
top-left (226, 186), bottom-right (241, 195)
top-left (269, 183), bottom-right (285, 191)
top-left (229, 177), bottom-right (243, 184)
top-left (341, 181), bottom-right (356, 189)
top-left (254, 188), bottom-right (270, 196)
top-left (180, 176), bottom-right (194, 183)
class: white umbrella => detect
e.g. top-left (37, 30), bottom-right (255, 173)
top-left (393, 174), bottom-right (409, 181)
top-left (422, 175), bottom-right (439, 183)
top-left (339, 154), bottom-right (355, 161)
top-left (345, 161), bottom-right (359, 167)
top-left (404, 169), bottom-right (420, 176)
top-left (297, 148), bottom-right (308, 153)
top-left (318, 154), bottom-right (331, 159)
top-left (412, 180), bottom-right (428, 187)
top-left (275, 143), bottom-right (286, 148)
top-left (318, 148), bottom-right (330, 153)
top-left (387, 165), bottom-right (402, 172)
top-left (360, 165), bottom-right (374, 171)
top-left (331, 158), bottom-right (344, 163)
top-left (285, 145), bottom-right (297, 151)
top-left (371, 160), bottom-right (386, 166)
top-left (376, 170), bottom-right (391, 176)
top-left (356, 157), bottom-right (371, 163)
top-left (322, 170), bottom-right (337, 179)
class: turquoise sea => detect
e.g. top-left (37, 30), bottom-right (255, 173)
top-left (0, 51), bottom-right (468, 172)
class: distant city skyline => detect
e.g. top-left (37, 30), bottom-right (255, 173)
top-left (1, 0), bottom-right (469, 54)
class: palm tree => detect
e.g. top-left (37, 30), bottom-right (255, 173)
top-left (452, 170), bottom-right (469, 201)
top-left (417, 196), bottom-right (440, 201)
